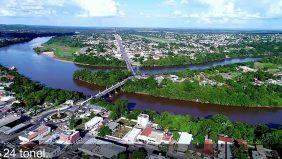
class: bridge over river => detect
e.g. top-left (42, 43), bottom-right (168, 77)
top-left (80, 34), bottom-right (136, 105)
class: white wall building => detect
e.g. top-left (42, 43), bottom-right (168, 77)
top-left (122, 128), bottom-right (142, 144)
top-left (137, 114), bottom-right (149, 128)
top-left (84, 116), bottom-right (103, 130)
top-left (177, 132), bottom-right (193, 152)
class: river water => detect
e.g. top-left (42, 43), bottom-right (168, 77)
top-left (0, 37), bottom-right (281, 126)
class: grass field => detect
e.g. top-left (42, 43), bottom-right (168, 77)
top-left (42, 44), bottom-right (79, 61)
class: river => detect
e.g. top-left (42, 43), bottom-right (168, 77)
top-left (0, 37), bottom-right (281, 126)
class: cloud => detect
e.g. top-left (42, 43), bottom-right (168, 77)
top-left (0, 0), bottom-right (124, 17)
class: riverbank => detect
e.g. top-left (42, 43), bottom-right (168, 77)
top-left (1, 37), bottom-right (281, 125)
top-left (73, 56), bottom-right (282, 108)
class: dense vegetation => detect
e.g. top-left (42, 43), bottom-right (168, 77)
top-left (90, 98), bottom-right (282, 154)
top-left (125, 57), bottom-right (282, 107)
top-left (73, 69), bottom-right (130, 87)
top-left (74, 55), bottom-right (125, 67)
top-left (142, 41), bottom-right (282, 67)
top-left (1, 65), bottom-right (84, 110)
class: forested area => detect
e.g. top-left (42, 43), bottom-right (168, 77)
top-left (125, 56), bottom-right (282, 107)
top-left (73, 69), bottom-right (130, 87)
top-left (74, 55), bottom-right (125, 67)
top-left (1, 65), bottom-right (84, 110)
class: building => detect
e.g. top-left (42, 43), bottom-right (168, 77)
top-left (0, 96), bottom-right (15, 102)
top-left (137, 127), bottom-right (164, 145)
top-left (78, 138), bottom-right (126, 159)
top-left (177, 132), bottom-right (193, 152)
top-left (35, 144), bottom-right (61, 158)
top-left (137, 114), bottom-right (149, 128)
top-left (0, 114), bottom-right (20, 127)
top-left (203, 139), bottom-right (214, 155)
top-left (19, 126), bottom-right (51, 143)
top-left (84, 116), bottom-right (103, 130)
top-left (107, 122), bottom-right (119, 132)
top-left (122, 128), bottom-right (142, 144)
top-left (57, 131), bottom-right (80, 144)
top-left (252, 145), bottom-right (280, 159)
top-left (217, 135), bottom-right (234, 159)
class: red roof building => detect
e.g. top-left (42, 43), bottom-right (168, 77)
top-left (6, 75), bottom-right (15, 80)
top-left (218, 134), bottom-right (233, 143)
top-left (204, 139), bottom-right (214, 155)
top-left (58, 131), bottom-right (80, 144)
top-left (140, 127), bottom-right (153, 137)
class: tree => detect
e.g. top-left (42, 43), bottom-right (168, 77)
top-left (232, 145), bottom-right (248, 159)
top-left (117, 152), bottom-right (128, 159)
top-left (132, 149), bottom-right (147, 159)
top-left (173, 132), bottom-right (180, 141)
top-left (69, 116), bottom-right (76, 130)
top-left (98, 126), bottom-right (112, 137)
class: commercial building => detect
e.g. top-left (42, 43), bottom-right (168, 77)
top-left (19, 126), bottom-right (51, 143)
top-left (78, 138), bottom-right (126, 159)
top-left (57, 130), bottom-right (80, 144)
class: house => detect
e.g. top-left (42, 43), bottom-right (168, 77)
top-left (78, 138), bottom-right (126, 159)
top-left (137, 114), bottom-right (149, 128)
top-left (252, 145), bottom-right (279, 159)
top-left (107, 122), bottom-right (119, 132)
top-left (19, 126), bottom-right (51, 143)
top-left (85, 116), bottom-right (103, 130)
top-left (161, 134), bottom-right (172, 144)
top-left (177, 132), bottom-right (193, 152)
top-left (137, 127), bottom-right (164, 145)
top-left (122, 128), bottom-right (142, 144)
top-left (57, 131), bottom-right (80, 144)
top-left (203, 139), bottom-right (214, 155)
top-left (217, 134), bottom-right (234, 159)
top-left (6, 75), bottom-right (15, 80)
top-left (0, 96), bottom-right (16, 102)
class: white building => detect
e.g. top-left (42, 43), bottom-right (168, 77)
top-left (19, 126), bottom-right (51, 143)
top-left (177, 132), bottom-right (193, 152)
top-left (137, 114), bottom-right (149, 128)
top-left (217, 135), bottom-right (234, 159)
top-left (122, 128), bottom-right (142, 144)
top-left (84, 116), bottom-right (103, 130)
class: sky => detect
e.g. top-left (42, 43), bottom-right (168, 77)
top-left (0, 0), bottom-right (281, 29)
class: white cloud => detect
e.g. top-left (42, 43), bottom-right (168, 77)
top-left (0, 0), bottom-right (124, 17)
top-left (74, 0), bottom-right (120, 17)
top-left (164, 0), bottom-right (177, 6)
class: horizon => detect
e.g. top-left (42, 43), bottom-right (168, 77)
top-left (0, 0), bottom-right (281, 30)
top-left (1, 23), bottom-right (282, 32)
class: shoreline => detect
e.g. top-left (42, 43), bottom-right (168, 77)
top-left (74, 78), bottom-right (278, 109)
top-left (39, 51), bottom-right (261, 70)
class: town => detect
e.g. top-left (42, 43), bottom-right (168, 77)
top-left (0, 65), bottom-right (280, 159)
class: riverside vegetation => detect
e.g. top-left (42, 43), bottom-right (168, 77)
top-left (73, 56), bottom-right (282, 107)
